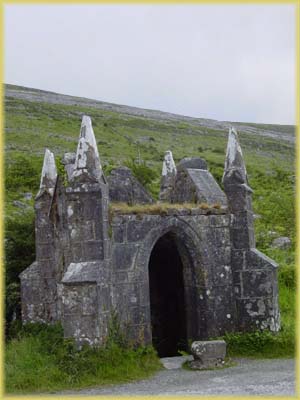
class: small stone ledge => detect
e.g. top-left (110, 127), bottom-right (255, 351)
top-left (19, 261), bottom-right (39, 279)
top-left (62, 261), bottom-right (101, 284)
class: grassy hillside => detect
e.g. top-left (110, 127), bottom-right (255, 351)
top-left (4, 84), bottom-right (296, 392)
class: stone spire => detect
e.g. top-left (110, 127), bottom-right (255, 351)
top-left (223, 127), bottom-right (247, 183)
top-left (222, 127), bottom-right (254, 241)
top-left (162, 150), bottom-right (177, 177)
top-left (71, 115), bottom-right (102, 183)
top-left (222, 127), bottom-right (253, 194)
top-left (36, 148), bottom-right (57, 197)
top-left (159, 150), bottom-right (177, 202)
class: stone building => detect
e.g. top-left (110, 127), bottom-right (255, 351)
top-left (20, 116), bottom-right (280, 357)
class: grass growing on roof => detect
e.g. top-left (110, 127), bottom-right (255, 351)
top-left (109, 202), bottom-right (224, 217)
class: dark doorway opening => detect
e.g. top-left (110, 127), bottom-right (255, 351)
top-left (148, 232), bottom-right (187, 357)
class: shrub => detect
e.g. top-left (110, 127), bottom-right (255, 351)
top-left (125, 158), bottom-right (158, 188)
top-left (5, 210), bottom-right (35, 331)
top-left (5, 155), bottom-right (41, 193)
top-left (222, 329), bottom-right (294, 358)
top-left (278, 265), bottom-right (296, 290)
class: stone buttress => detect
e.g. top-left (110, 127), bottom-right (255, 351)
top-left (20, 149), bottom-right (60, 323)
top-left (222, 128), bottom-right (280, 331)
top-left (20, 117), bottom-right (280, 351)
top-left (60, 116), bottom-right (112, 346)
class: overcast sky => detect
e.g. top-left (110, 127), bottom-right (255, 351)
top-left (5, 4), bottom-right (296, 125)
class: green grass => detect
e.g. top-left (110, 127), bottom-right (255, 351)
top-left (5, 323), bottom-right (162, 394)
top-left (218, 244), bottom-right (296, 359)
top-left (222, 326), bottom-right (294, 359)
top-left (109, 201), bottom-right (224, 217)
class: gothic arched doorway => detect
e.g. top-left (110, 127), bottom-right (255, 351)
top-left (148, 232), bottom-right (188, 357)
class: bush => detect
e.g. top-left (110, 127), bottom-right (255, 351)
top-left (125, 158), bottom-right (158, 188)
top-left (5, 210), bottom-right (35, 331)
top-left (223, 329), bottom-right (294, 358)
top-left (278, 265), bottom-right (296, 290)
top-left (5, 155), bottom-right (41, 193)
top-left (103, 162), bottom-right (118, 176)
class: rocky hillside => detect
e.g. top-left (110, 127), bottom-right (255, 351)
top-left (6, 83), bottom-right (295, 144)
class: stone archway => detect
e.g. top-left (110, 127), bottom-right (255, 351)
top-left (148, 231), bottom-right (187, 357)
top-left (133, 217), bottom-right (209, 352)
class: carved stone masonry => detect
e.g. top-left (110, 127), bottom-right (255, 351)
top-left (20, 117), bottom-right (280, 356)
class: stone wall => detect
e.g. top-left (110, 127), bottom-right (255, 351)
top-left (110, 210), bottom-right (236, 344)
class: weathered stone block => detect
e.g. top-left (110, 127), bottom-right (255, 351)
top-left (127, 220), bottom-right (147, 242)
top-left (22, 303), bottom-right (46, 323)
top-left (82, 222), bottom-right (96, 240)
top-left (201, 245), bottom-right (231, 267)
top-left (225, 189), bottom-right (252, 212)
top-left (190, 340), bottom-right (226, 369)
top-left (62, 288), bottom-right (82, 315)
top-left (231, 227), bottom-right (255, 249)
top-left (83, 240), bottom-right (103, 260)
top-left (83, 199), bottom-right (102, 220)
top-left (108, 167), bottom-right (153, 204)
top-left (81, 285), bottom-right (98, 315)
top-left (212, 265), bottom-right (233, 286)
top-left (241, 270), bottom-right (274, 298)
top-left (246, 249), bottom-right (278, 270)
top-left (112, 243), bottom-right (139, 270)
top-left (36, 243), bottom-right (54, 260)
top-left (112, 222), bottom-right (126, 243)
top-left (232, 211), bottom-right (254, 229)
top-left (71, 242), bottom-right (83, 261)
top-left (200, 227), bottom-right (231, 248)
top-left (271, 236), bottom-right (291, 249)
top-left (35, 226), bottom-right (54, 242)
top-left (231, 249), bottom-right (247, 271)
top-left (177, 157), bottom-right (208, 171)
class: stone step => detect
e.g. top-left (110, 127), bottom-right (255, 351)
top-left (160, 355), bottom-right (193, 370)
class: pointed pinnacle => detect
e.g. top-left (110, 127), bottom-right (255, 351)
top-left (223, 127), bottom-right (247, 179)
top-left (162, 150), bottom-right (177, 176)
top-left (71, 115), bottom-right (102, 182)
top-left (37, 148), bottom-right (57, 197)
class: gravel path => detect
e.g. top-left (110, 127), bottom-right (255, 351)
top-left (59, 357), bottom-right (295, 396)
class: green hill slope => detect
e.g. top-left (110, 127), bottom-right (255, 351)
top-left (5, 83), bottom-right (294, 166)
